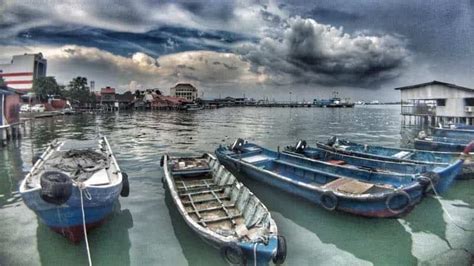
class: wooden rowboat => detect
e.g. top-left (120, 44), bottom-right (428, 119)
top-left (161, 153), bottom-right (286, 265)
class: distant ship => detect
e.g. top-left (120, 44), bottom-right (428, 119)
top-left (313, 92), bottom-right (355, 108)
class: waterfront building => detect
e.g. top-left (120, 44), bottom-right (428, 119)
top-left (0, 53), bottom-right (47, 92)
top-left (0, 85), bottom-right (22, 144)
top-left (170, 83), bottom-right (198, 101)
top-left (100, 86), bottom-right (117, 109)
top-left (396, 80), bottom-right (474, 125)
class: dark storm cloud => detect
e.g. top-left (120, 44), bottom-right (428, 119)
top-left (178, 1), bottom-right (236, 22)
top-left (3, 25), bottom-right (255, 57)
top-left (238, 17), bottom-right (410, 86)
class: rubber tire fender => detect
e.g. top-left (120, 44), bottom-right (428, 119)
top-left (220, 243), bottom-right (246, 265)
top-left (273, 235), bottom-right (287, 265)
top-left (120, 172), bottom-right (130, 197)
top-left (386, 191), bottom-right (411, 215)
top-left (295, 140), bottom-right (307, 153)
top-left (320, 191), bottom-right (338, 211)
top-left (40, 171), bottom-right (73, 205)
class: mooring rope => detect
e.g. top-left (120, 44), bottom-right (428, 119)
top-left (253, 242), bottom-right (258, 266)
top-left (428, 178), bottom-right (472, 232)
top-left (79, 186), bottom-right (93, 266)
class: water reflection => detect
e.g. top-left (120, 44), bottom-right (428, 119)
top-left (0, 141), bottom-right (25, 208)
top-left (239, 176), bottom-right (417, 265)
top-left (0, 106), bottom-right (472, 265)
top-left (36, 202), bottom-right (133, 266)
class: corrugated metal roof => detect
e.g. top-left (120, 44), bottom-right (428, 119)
top-left (394, 80), bottom-right (474, 91)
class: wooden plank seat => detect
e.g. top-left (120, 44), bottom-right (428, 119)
top-left (323, 177), bottom-right (375, 194)
top-left (181, 195), bottom-right (230, 205)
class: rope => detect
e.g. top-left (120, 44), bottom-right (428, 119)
top-left (253, 242), bottom-right (258, 266)
top-left (79, 187), bottom-right (93, 266)
top-left (427, 178), bottom-right (472, 232)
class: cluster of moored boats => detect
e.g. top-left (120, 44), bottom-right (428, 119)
top-left (19, 125), bottom-right (473, 265)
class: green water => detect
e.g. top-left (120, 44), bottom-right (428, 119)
top-left (0, 106), bottom-right (472, 265)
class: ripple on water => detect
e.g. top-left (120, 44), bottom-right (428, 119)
top-left (0, 106), bottom-right (472, 265)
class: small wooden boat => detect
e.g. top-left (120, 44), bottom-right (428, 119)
top-left (216, 139), bottom-right (433, 218)
top-left (20, 136), bottom-right (129, 242)
top-left (414, 135), bottom-right (471, 152)
top-left (430, 126), bottom-right (474, 140)
top-left (314, 138), bottom-right (473, 179)
top-left (161, 153), bottom-right (286, 265)
top-left (285, 140), bottom-right (464, 192)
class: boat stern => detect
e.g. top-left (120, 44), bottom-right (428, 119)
top-left (238, 235), bottom-right (281, 265)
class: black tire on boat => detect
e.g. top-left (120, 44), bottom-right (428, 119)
top-left (421, 171), bottom-right (440, 193)
top-left (386, 191), bottom-right (411, 215)
top-left (231, 138), bottom-right (245, 152)
top-left (320, 191), bottom-right (338, 211)
top-left (160, 155), bottom-right (166, 167)
top-left (327, 136), bottom-right (338, 146)
top-left (221, 243), bottom-right (246, 265)
top-left (40, 171), bottom-right (73, 205)
top-left (120, 172), bottom-right (130, 197)
top-left (295, 140), bottom-right (307, 153)
top-left (273, 235), bottom-right (287, 265)
top-left (32, 152), bottom-right (43, 165)
top-left (416, 176), bottom-right (432, 194)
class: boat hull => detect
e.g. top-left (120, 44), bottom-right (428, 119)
top-left (162, 154), bottom-right (281, 265)
top-left (216, 150), bottom-right (424, 218)
top-left (317, 140), bottom-right (472, 180)
top-left (21, 184), bottom-right (121, 242)
top-left (414, 139), bottom-right (467, 152)
top-left (298, 145), bottom-right (463, 193)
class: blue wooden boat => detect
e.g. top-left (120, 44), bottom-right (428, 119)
top-left (216, 139), bottom-right (434, 218)
top-left (314, 138), bottom-right (473, 179)
top-left (161, 154), bottom-right (286, 265)
top-left (20, 136), bottom-right (129, 242)
top-left (285, 140), bottom-right (463, 193)
top-left (431, 126), bottom-right (474, 140)
top-left (414, 135), bottom-right (471, 152)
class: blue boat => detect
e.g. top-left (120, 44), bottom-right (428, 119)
top-left (20, 136), bottom-right (129, 242)
top-left (216, 139), bottom-right (434, 218)
top-left (314, 138), bottom-right (473, 179)
top-left (414, 135), bottom-right (472, 152)
top-left (285, 140), bottom-right (464, 192)
top-left (431, 126), bottom-right (474, 140)
top-left (161, 154), bottom-right (286, 265)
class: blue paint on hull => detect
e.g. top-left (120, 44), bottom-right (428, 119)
top-left (414, 139), bottom-right (467, 152)
top-left (317, 139), bottom-right (471, 180)
top-left (21, 183), bottom-right (122, 241)
top-left (216, 143), bottom-right (428, 218)
top-left (239, 236), bottom-right (278, 265)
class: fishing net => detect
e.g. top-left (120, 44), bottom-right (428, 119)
top-left (42, 149), bottom-right (110, 181)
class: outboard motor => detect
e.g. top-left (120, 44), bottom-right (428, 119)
top-left (230, 138), bottom-right (245, 152)
top-left (40, 171), bottom-right (73, 205)
top-left (327, 136), bottom-right (338, 146)
top-left (295, 140), bottom-right (307, 153)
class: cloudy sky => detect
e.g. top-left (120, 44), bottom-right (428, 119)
top-left (1, 0), bottom-right (473, 100)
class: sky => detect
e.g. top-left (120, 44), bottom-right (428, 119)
top-left (0, 0), bottom-right (473, 101)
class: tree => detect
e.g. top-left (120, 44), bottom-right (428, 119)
top-left (33, 76), bottom-right (63, 101)
top-left (67, 76), bottom-right (95, 105)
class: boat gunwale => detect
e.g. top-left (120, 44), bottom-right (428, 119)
top-left (313, 142), bottom-right (455, 167)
